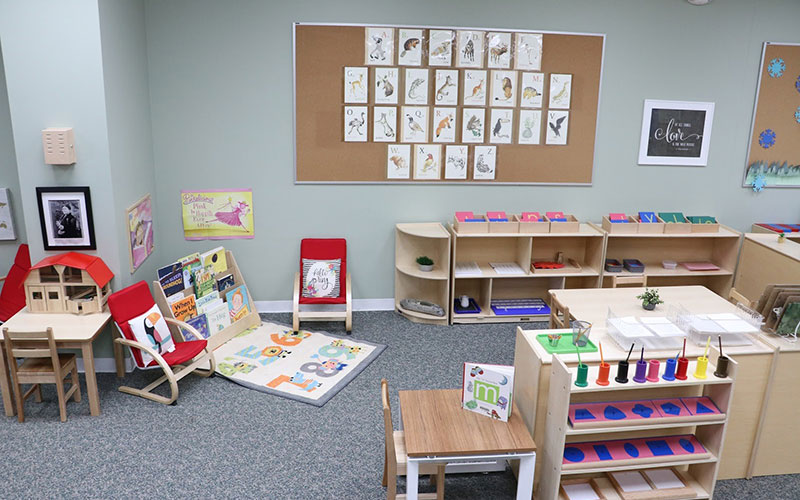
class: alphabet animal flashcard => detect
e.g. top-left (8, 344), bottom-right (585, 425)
top-left (434, 69), bottom-right (458, 106)
top-left (487, 32), bottom-right (512, 69)
top-left (461, 108), bottom-right (485, 144)
top-left (457, 30), bottom-right (485, 68)
top-left (387, 144), bottom-right (411, 179)
top-left (374, 67), bottom-right (398, 104)
top-left (520, 72), bottom-right (544, 108)
top-left (444, 145), bottom-right (468, 179)
top-left (514, 33), bottom-right (542, 70)
top-left (489, 108), bottom-right (514, 145)
top-left (397, 28), bottom-right (423, 66)
top-left (373, 106), bottom-right (397, 142)
top-left (518, 109), bottom-right (542, 145)
top-left (344, 67), bottom-right (368, 104)
top-left (433, 107), bottom-right (457, 143)
top-left (365, 27), bottom-right (394, 66)
top-left (404, 68), bottom-right (429, 105)
top-left (548, 73), bottom-right (572, 109)
top-left (491, 70), bottom-right (517, 107)
top-left (473, 146), bottom-right (497, 180)
top-left (428, 30), bottom-right (453, 67)
top-left (545, 110), bottom-right (569, 145)
top-left (344, 106), bottom-right (368, 142)
top-left (413, 144), bottom-right (442, 180)
top-left (463, 70), bottom-right (487, 106)
top-left (401, 106), bottom-right (429, 143)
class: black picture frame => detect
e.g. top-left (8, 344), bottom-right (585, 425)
top-left (35, 186), bottom-right (97, 251)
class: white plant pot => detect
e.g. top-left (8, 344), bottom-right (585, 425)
top-left (418, 264), bottom-right (434, 272)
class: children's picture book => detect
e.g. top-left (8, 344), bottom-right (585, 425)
top-left (157, 262), bottom-right (181, 280)
top-left (206, 302), bottom-right (232, 333)
top-left (166, 291), bottom-right (185, 305)
top-left (182, 258), bottom-right (202, 287)
top-left (201, 246), bottom-right (227, 273)
top-left (196, 291), bottom-right (221, 313)
top-left (182, 313), bottom-right (210, 341)
top-left (159, 270), bottom-right (185, 297)
top-left (178, 252), bottom-right (201, 264)
top-left (216, 273), bottom-right (236, 294)
top-left (170, 294), bottom-right (197, 322)
top-left (226, 285), bottom-right (251, 323)
top-left (461, 362), bottom-right (514, 422)
top-left (193, 267), bottom-right (217, 298)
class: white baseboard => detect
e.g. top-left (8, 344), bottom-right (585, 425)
top-left (254, 298), bottom-right (395, 313)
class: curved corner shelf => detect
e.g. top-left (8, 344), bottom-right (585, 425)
top-left (396, 262), bottom-right (449, 280)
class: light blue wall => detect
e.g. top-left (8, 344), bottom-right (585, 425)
top-left (0, 44), bottom-right (24, 269)
top-left (142, 0), bottom-right (800, 301)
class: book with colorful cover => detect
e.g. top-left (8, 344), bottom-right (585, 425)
top-left (182, 313), bottom-right (210, 341)
top-left (216, 273), bottom-right (236, 294)
top-left (226, 285), bottom-right (251, 323)
top-left (182, 258), bottom-right (202, 287)
top-left (193, 267), bottom-right (217, 298)
top-left (157, 262), bottom-right (182, 280)
top-left (170, 294), bottom-right (197, 322)
top-left (166, 291), bottom-right (185, 305)
top-left (201, 246), bottom-right (227, 274)
top-left (178, 252), bottom-right (201, 264)
top-left (206, 302), bottom-right (231, 333)
top-left (159, 270), bottom-right (185, 297)
top-left (461, 362), bottom-right (514, 422)
top-left (196, 291), bottom-right (221, 313)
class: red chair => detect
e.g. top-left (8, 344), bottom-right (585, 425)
top-left (107, 281), bottom-right (216, 405)
top-left (293, 238), bottom-right (352, 332)
top-left (0, 244), bottom-right (30, 323)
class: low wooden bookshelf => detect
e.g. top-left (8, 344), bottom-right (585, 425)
top-left (394, 223), bottom-right (451, 325)
top-left (153, 250), bottom-right (261, 351)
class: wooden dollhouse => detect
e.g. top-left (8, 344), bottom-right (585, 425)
top-left (24, 252), bottom-right (114, 314)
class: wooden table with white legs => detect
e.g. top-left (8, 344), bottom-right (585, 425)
top-left (0, 310), bottom-right (112, 417)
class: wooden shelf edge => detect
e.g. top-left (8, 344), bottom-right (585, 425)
top-left (566, 415), bottom-right (727, 435)
top-left (560, 453), bottom-right (718, 475)
top-left (396, 263), bottom-right (449, 280)
top-left (396, 222), bottom-right (450, 239)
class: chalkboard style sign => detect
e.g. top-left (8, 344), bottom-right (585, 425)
top-left (638, 99), bottom-right (715, 166)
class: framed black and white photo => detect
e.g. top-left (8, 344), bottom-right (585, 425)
top-left (36, 186), bottom-right (96, 250)
top-left (638, 100), bottom-right (714, 166)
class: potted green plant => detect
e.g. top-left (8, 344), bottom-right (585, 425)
top-left (636, 288), bottom-right (664, 311)
top-left (416, 256), bottom-right (434, 272)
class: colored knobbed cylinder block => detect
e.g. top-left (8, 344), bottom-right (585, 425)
top-left (575, 363), bottom-right (589, 387)
top-left (675, 357), bottom-right (689, 380)
top-left (714, 356), bottom-right (730, 378)
top-left (646, 359), bottom-right (660, 382)
top-left (694, 356), bottom-right (708, 379)
top-left (662, 357), bottom-right (677, 381)
top-left (596, 362), bottom-right (610, 386)
top-left (615, 360), bottom-right (629, 384)
top-left (633, 359), bottom-right (648, 383)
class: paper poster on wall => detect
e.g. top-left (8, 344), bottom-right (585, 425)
top-left (181, 189), bottom-right (254, 240)
top-left (433, 107), bottom-right (456, 143)
top-left (638, 99), bottom-right (714, 166)
top-left (404, 68), bottom-right (429, 105)
top-left (457, 30), bottom-right (485, 68)
top-left (473, 146), bottom-right (497, 180)
top-left (462, 108), bottom-right (486, 143)
top-left (487, 32), bottom-right (512, 69)
top-left (515, 33), bottom-right (542, 70)
top-left (444, 145), bottom-right (468, 179)
top-left (387, 144), bottom-right (411, 179)
top-left (434, 69), bottom-right (459, 105)
top-left (401, 106), bottom-right (429, 142)
top-left (413, 144), bottom-right (442, 180)
top-left (374, 67), bottom-right (398, 104)
top-left (428, 30), bottom-right (453, 67)
top-left (549, 73), bottom-right (572, 109)
top-left (126, 194), bottom-right (154, 273)
top-left (520, 72), bottom-right (544, 108)
top-left (491, 70), bottom-right (517, 107)
top-left (463, 70), bottom-right (487, 106)
top-left (546, 110), bottom-right (569, 145)
top-left (489, 108), bottom-right (514, 144)
top-left (0, 188), bottom-right (16, 241)
top-left (344, 106), bottom-right (368, 142)
top-left (365, 27), bottom-right (394, 65)
top-left (373, 106), bottom-right (397, 142)
top-left (343, 67), bottom-right (368, 103)
top-left (397, 28), bottom-right (422, 66)
top-left (518, 109), bottom-right (542, 145)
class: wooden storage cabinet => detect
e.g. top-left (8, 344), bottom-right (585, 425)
top-left (394, 223), bottom-right (451, 325)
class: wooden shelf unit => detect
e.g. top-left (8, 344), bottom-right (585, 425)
top-left (449, 223), bottom-right (605, 324)
top-left (594, 223), bottom-right (742, 296)
top-left (751, 223), bottom-right (800, 242)
top-left (539, 353), bottom-right (737, 500)
top-left (394, 223), bottom-right (452, 325)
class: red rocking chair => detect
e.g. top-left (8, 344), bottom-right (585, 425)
top-left (0, 244), bottom-right (30, 323)
top-left (293, 238), bottom-right (352, 332)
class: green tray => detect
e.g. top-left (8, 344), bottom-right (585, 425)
top-left (536, 333), bottom-right (598, 354)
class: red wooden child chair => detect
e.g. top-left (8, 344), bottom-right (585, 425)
top-left (0, 244), bottom-right (31, 323)
top-left (292, 238), bottom-right (352, 332)
top-left (107, 281), bottom-right (216, 405)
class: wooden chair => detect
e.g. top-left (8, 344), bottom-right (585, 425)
top-left (549, 294), bottom-right (571, 329)
top-left (0, 243), bottom-right (31, 323)
top-left (293, 238), bottom-right (352, 332)
top-left (611, 275), bottom-right (647, 288)
top-left (729, 288), bottom-right (755, 308)
top-left (381, 379), bottom-right (444, 500)
top-left (107, 281), bottom-right (216, 405)
top-left (3, 327), bottom-right (81, 422)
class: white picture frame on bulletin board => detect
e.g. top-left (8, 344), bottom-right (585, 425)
top-left (638, 99), bottom-right (715, 166)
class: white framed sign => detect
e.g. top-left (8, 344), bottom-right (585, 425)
top-left (638, 99), bottom-right (714, 166)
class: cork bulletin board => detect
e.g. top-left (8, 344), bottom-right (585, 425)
top-left (743, 42), bottom-right (800, 188)
top-left (293, 23), bottom-right (605, 185)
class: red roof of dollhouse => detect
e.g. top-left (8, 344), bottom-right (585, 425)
top-left (28, 252), bottom-right (114, 288)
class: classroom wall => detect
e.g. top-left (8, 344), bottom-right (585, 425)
top-left (0, 44), bottom-right (24, 269)
top-left (142, 0), bottom-right (800, 301)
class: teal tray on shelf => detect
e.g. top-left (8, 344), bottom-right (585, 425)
top-left (536, 334), bottom-right (598, 354)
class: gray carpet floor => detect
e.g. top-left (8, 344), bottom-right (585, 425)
top-left (0, 311), bottom-right (797, 499)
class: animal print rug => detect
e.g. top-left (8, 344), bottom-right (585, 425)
top-left (214, 321), bottom-right (385, 406)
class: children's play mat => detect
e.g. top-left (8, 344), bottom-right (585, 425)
top-left (214, 321), bottom-right (385, 406)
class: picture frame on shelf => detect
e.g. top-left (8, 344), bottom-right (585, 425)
top-left (35, 186), bottom-right (96, 251)
top-left (638, 99), bottom-right (715, 167)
